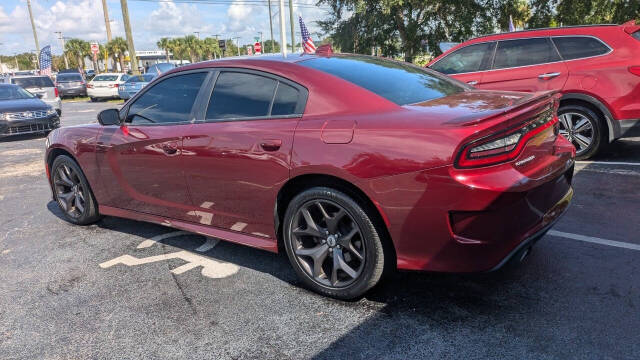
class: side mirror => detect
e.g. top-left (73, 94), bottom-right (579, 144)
top-left (97, 108), bottom-right (121, 126)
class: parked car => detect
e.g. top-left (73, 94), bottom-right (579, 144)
top-left (0, 84), bottom-right (60, 137)
top-left (87, 73), bottom-right (130, 101)
top-left (146, 62), bottom-right (176, 76)
top-left (10, 75), bottom-right (62, 115)
top-left (118, 74), bottom-right (155, 100)
top-left (86, 69), bottom-right (96, 79)
top-left (428, 21), bottom-right (640, 159)
top-left (45, 54), bottom-right (575, 299)
top-left (55, 73), bottom-right (87, 98)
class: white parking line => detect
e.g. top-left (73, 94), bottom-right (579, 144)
top-left (576, 161), bottom-right (640, 166)
top-left (548, 230), bottom-right (640, 251)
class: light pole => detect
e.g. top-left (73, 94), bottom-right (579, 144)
top-left (101, 0), bottom-right (112, 42)
top-left (120, 0), bottom-right (139, 74)
top-left (194, 31), bottom-right (200, 40)
top-left (278, 0), bottom-right (287, 57)
top-left (233, 37), bottom-right (240, 56)
top-left (288, 0), bottom-right (295, 53)
top-left (54, 32), bottom-right (69, 69)
top-left (268, 0), bottom-right (274, 53)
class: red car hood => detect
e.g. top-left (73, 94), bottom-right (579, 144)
top-left (403, 90), bottom-right (556, 126)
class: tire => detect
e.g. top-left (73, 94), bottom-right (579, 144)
top-left (50, 155), bottom-right (101, 225)
top-left (89, 97), bottom-right (97, 102)
top-left (283, 187), bottom-right (386, 300)
top-left (558, 104), bottom-right (605, 160)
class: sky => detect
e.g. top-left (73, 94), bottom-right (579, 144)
top-left (0, 0), bottom-right (331, 55)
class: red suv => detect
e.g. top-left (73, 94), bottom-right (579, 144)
top-left (428, 21), bottom-right (640, 159)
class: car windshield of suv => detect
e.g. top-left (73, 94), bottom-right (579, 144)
top-left (126, 74), bottom-right (155, 83)
top-left (0, 86), bottom-right (35, 100)
top-left (299, 56), bottom-right (465, 105)
top-left (56, 74), bottom-right (83, 82)
top-left (11, 77), bottom-right (55, 88)
top-left (93, 75), bottom-right (119, 82)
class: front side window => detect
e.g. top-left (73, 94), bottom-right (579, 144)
top-left (128, 72), bottom-right (206, 124)
top-left (431, 42), bottom-right (495, 75)
top-left (0, 85), bottom-right (35, 100)
top-left (552, 36), bottom-right (610, 60)
top-left (206, 72), bottom-right (278, 119)
top-left (493, 38), bottom-right (561, 69)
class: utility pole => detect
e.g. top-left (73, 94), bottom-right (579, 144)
top-left (212, 34), bottom-right (220, 59)
top-left (120, 0), bottom-right (139, 74)
top-left (101, 0), bottom-right (112, 42)
top-left (258, 32), bottom-right (263, 55)
top-left (54, 32), bottom-right (69, 69)
top-left (26, 0), bottom-right (40, 66)
top-left (279, 0), bottom-right (287, 57)
top-left (268, 0), bottom-right (274, 53)
top-left (288, 0), bottom-right (295, 53)
top-left (234, 37), bottom-right (240, 56)
top-left (0, 43), bottom-right (3, 73)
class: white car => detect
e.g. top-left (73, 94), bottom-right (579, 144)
top-left (87, 73), bottom-right (130, 101)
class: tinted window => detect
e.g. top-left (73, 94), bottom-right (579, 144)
top-left (300, 56), bottom-right (465, 105)
top-left (56, 74), bottom-right (83, 82)
top-left (552, 37), bottom-right (609, 60)
top-left (93, 75), bottom-right (119, 81)
top-left (207, 72), bottom-right (277, 119)
top-left (128, 72), bottom-right (206, 124)
top-left (271, 83), bottom-right (300, 116)
top-left (493, 38), bottom-right (560, 69)
top-left (0, 85), bottom-right (35, 100)
top-left (126, 74), bottom-right (155, 83)
top-left (148, 63), bottom-right (175, 75)
top-left (431, 42), bottom-right (495, 75)
top-left (11, 77), bottom-right (54, 88)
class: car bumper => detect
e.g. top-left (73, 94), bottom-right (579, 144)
top-left (0, 115), bottom-right (60, 137)
top-left (88, 87), bottom-right (119, 98)
top-left (43, 98), bottom-right (62, 113)
top-left (59, 87), bottom-right (86, 96)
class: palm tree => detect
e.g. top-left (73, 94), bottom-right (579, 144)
top-left (169, 38), bottom-right (186, 65)
top-left (64, 38), bottom-right (89, 71)
top-left (107, 37), bottom-right (128, 72)
top-left (201, 37), bottom-right (220, 60)
top-left (157, 37), bottom-right (171, 62)
top-left (183, 35), bottom-right (199, 63)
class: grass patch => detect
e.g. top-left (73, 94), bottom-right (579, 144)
top-left (61, 97), bottom-right (124, 104)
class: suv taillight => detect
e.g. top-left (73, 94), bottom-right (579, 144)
top-left (629, 66), bottom-right (640, 76)
top-left (456, 106), bottom-right (558, 168)
top-left (54, 87), bottom-right (59, 97)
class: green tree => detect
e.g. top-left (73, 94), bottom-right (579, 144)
top-left (107, 37), bottom-right (128, 72)
top-left (263, 39), bottom-right (280, 53)
top-left (65, 38), bottom-right (89, 71)
top-left (183, 35), bottom-right (202, 63)
top-left (157, 37), bottom-right (172, 62)
top-left (201, 37), bottom-right (221, 60)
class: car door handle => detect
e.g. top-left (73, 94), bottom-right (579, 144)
top-left (162, 142), bottom-right (178, 155)
top-left (466, 80), bottom-right (478, 85)
top-left (538, 72), bottom-right (561, 80)
top-left (260, 139), bottom-right (282, 152)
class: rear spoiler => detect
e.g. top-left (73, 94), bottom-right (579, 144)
top-left (623, 20), bottom-right (640, 34)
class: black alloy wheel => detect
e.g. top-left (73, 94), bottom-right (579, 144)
top-left (51, 155), bottom-right (100, 225)
top-left (284, 187), bottom-right (386, 299)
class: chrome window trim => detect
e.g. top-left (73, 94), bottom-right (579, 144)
top-left (431, 35), bottom-right (613, 76)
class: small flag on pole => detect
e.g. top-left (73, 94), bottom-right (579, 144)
top-left (39, 45), bottom-right (52, 76)
top-left (299, 16), bottom-right (316, 54)
top-left (509, 16), bottom-right (516, 32)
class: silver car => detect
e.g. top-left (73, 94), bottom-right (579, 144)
top-left (10, 76), bottom-right (62, 115)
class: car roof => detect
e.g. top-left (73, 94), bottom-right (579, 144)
top-left (11, 75), bottom-right (50, 79)
top-left (468, 24), bottom-right (619, 42)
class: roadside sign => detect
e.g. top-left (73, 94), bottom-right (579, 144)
top-left (90, 42), bottom-right (99, 55)
top-left (254, 42), bottom-right (262, 54)
top-left (247, 46), bottom-right (253, 56)
top-left (218, 40), bottom-right (226, 50)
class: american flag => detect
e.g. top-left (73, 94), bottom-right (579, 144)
top-left (39, 45), bottom-right (52, 76)
top-left (299, 16), bottom-right (316, 53)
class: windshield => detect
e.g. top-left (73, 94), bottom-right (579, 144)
top-left (11, 77), bottom-right (55, 88)
top-left (147, 63), bottom-right (175, 74)
top-left (126, 74), bottom-right (155, 83)
top-left (56, 74), bottom-right (83, 82)
top-left (93, 75), bottom-right (119, 82)
top-left (0, 86), bottom-right (36, 100)
top-left (299, 56), bottom-right (466, 105)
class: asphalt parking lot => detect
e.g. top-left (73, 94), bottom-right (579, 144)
top-left (1, 101), bottom-right (639, 359)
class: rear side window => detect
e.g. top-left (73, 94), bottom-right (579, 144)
top-left (633, 31), bottom-right (640, 41)
top-left (207, 72), bottom-right (277, 119)
top-left (300, 56), bottom-right (465, 105)
top-left (128, 72), bottom-right (206, 124)
top-left (552, 36), bottom-right (610, 60)
top-left (493, 38), bottom-right (561, 69)
top-left (11, 77), bottom-right (54, 88)
top-left (271, 83), bottom-right (300, 116)
top-left (431, 42), bottom-right (495, 75)
top-left (93, 75), bottom-right (119, 81)
top-left (56, 74), bottom-right (83, 82)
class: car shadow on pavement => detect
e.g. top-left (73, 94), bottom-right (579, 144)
top-left (0, 133), bottom-right (47, 143)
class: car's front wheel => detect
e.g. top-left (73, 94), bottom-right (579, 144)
top-left (558, 105), bottom-right (604, 160)
top-left (51, 155), bottom-right (101, 225)
top-left (283, 187), bottom-right (386, 299)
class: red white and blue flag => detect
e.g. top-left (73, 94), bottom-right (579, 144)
top-left (39, 45), bottom-right (52, 76)
top-left (299, 16), bottom-right (316, 53)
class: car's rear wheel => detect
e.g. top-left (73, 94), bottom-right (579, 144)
top-left (90, 97), bottom-right (97, 102)
top-left (558, 105), bottom-right (604, 160)
top-left (283, 187), bottom-right (386, 299)
top-left (51, 155), bottom-right (100, 225)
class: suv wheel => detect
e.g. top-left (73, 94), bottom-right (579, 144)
top-left (283, 187), bottom-right (386, 300)
top-left (558, 105), bottom-right (604, 160)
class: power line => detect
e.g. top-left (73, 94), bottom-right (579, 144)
top-left (128, 0), bottom-right (330, 10)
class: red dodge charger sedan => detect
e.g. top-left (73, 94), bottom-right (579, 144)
top-left (45, 54), bottom-right (575, 299)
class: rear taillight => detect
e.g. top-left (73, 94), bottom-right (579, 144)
top-left (629, 66), bottom-right (640, 76)
top-left (54, 87), bottom-right (59, 97)
top-left (86, 84), bottom-right (93, 88)
top-left (108, 83), bottom-right (119, 88)
top-left (456, 106), bottom-right (557, 168)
